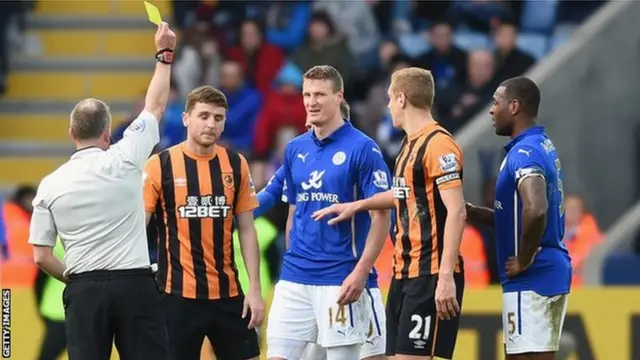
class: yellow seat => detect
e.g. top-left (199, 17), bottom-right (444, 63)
top-left (6, 72), bottom-right (150, 101)
top-left (35, 0), bottom-right (172, 17)
top-left (0, 114), bottom-right (127, 141)
top-left (32, 29), bottom-right (157, 58)
top-left (0, 157), bottom-right (69, 186)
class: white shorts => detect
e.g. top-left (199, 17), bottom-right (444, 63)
top-left (267, 280), bottom-right (370, 348)
top-left (502, 290), bottom-right (569, 354)
top-left (300, 288), bottom-right (386, 359)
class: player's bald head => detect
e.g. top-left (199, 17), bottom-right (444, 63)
top-left (70, 98), bottom-right (112, 141)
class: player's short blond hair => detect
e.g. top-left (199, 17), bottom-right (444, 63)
top-left (340, 100), bottom-right (350, 118)
top-left (303, 65), bottom-right (344, 93)
top-left (390, 67), bottom-right (435, 110)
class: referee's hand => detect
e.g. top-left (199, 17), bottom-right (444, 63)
top-left (243, 289), bottom-right (265, 329)
top-left (155, 21), bottom-right (176, 51)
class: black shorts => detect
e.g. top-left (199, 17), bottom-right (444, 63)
top-left (163, 293), bottom-right (260, 360)
top-left (385, 273), bottom-right (465, 359)
top-left (63, 269), bottom-right (170, 360)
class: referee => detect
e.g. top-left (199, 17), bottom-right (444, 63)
top-left (28, 23), bottom-right (176, 360)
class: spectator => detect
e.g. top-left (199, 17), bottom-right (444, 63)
top-left (2, 185), bottom-right (37, 262)
top-left (227, 18), bottom-right (285, 96)
top-left (173, 21), bottom-right (222, 100)
top-left (564, 194), bottom-right (603, 287)
top-left (218, 60), bottom-right (262, 154)
top-left (438, 50), bottom-right (497, 133)
top-left (252, 62), bottom-right (307, 184)
top-left (290, 11), bottom-right (355, 90)
top-left (416, 21), bottom-right (467, 91)
top-left (493, 21), bottom-right (536, 82)
top-left (158, 82), bottom-right (186, 150)
top-left (357, 54), bottom-right (411, 164)
top-left (460, 225), bottom-right (490, 288)
top-left (112, 93), bottom-right (146, 143)
top-left (313, 0), bottom-right (380, 68)
top-left (447, 0), bottom-right (514, 32)
top-left (265, 1), bottom-right (312, 52)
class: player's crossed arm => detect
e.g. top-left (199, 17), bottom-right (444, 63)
top-left (311, 189), bottom-right (394, 224)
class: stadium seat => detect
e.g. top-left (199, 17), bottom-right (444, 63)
top-left (397, 32), bottom-right (430, 58)
top-left (520, 0), bottom-right (560, 34)
top-left (516, 33), bottom-right (549, 59)
top-left (453, 31), bottom-right (490, 51)
top-left (602, 253), bottom-right (640, 285)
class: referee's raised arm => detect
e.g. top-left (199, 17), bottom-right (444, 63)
top-left (144, 22), bottom-right (176, 121)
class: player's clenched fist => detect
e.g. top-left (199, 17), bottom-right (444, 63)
top-left (155, 22), bottom-right (176, 51)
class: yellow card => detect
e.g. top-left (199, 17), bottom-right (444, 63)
top-left (144, 1), bottom-right (162, 26)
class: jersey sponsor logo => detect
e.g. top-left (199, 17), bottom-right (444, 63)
top-left (177, 195), bottom-right (231, 218)
top-left (297, 170), bottom-right (339, 203)
top-left (392, 176), bottom-right (410, 199)
top-left (301, 170), bottom-right (325, 191)
top-left (332, 151), bottom-right (346, 165)
top-left (438, 153), bottom-right (458, 172)
top-left (373, 170), bottom-right (389, 189)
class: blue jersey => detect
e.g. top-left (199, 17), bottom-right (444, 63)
top-left (254, 167), bottom-right (286, 218)
top-left (282, 122), bottom-right (391, 287)
top-left (494, 126), bottom-right (572, 296)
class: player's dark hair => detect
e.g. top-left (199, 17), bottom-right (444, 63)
top-left (70, 98), bottom-right (112, 141)
top-left (185, 85), bottom-right (228, 113)
top-left (500, 76), bottom-right (541, 117)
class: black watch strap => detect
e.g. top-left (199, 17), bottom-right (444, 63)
top-left (155, 48), bottom-right (175, 64)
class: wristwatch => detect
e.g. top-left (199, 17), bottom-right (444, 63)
top-left (155, 48), bottom-right (175, 64)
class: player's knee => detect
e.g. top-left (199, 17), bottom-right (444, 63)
top-left (326, 344), bottom-right (360, 360)
top-left (267, 337), bottom-right (308, 360)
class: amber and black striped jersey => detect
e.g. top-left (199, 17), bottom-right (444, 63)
top-left (392, 123), bottom-right (464, 279)
top-left (143, 142), bottom-right (258, 300)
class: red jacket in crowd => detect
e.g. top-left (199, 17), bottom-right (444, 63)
top-left (253, 90), bottom-right (307, 159)
top-left (227, 44), bottom-right (285, 95)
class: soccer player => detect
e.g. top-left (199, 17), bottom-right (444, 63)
top-left (257, 100), bottom-right (388, 360)
top-left (143, 86), bottom-right (264, 360)
top-left (266, 65), bottom-right (392, 360)
top-left (465, 76), bottom-right (571, 360)
top-left (313, 67), bottom-right (466, 360)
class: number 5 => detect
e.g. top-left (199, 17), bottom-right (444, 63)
top-left (507, 312), bottom-right (516, 335)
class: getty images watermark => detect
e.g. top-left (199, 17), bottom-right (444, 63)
top-left (1, 289), bottom-right (10, 359)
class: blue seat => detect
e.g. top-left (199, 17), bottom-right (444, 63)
top-left (516, 33), bottom-right (549, 59)
top-left (520, 0), bottom-right (560, 34)
top-left (602, 253), bottom-right (640, 285)
top-left (453, 31), bottom-right (490, 51)
top-left (397, 32), bottom-right (430, 59)
top-left (550, 25), bottom-right (576, 51)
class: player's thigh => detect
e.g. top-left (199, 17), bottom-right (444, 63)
top-left (267, 280), bottom-right (318, 343)
top-left (301, 342), bottom-right (327, 360)
top-left (206, 295), bottom-right (260, 360)
top-left (395, 275), bottom-right (462, 359)
top-left (313, 285), bottom-right (369, 348)
top-left (502, 290), bottom-right (569, 355)
top-left (161, 294), bottom-right (208, 360)
top-left (360, 288), bottom-right (386, 359)
top-left (385, 278), bottom-right (404, 356)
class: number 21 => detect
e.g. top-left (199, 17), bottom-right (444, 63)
top-left (408, 314), bottom-right (431, 340)
top-left (555, 159), bottom-right (565, 215)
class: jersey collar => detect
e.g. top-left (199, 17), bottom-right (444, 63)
top-left (311, 119), bottom-right (352, 146)
top-left (70, 146), bottom-right (103, 159)
top-left (504, 125), bottom-right (545, 152)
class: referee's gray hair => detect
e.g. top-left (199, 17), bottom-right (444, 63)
top-left (70, 98), bottom-right (112, 141)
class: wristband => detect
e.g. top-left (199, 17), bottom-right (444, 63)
top-left (155, 48), bottom-right (175, 64)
